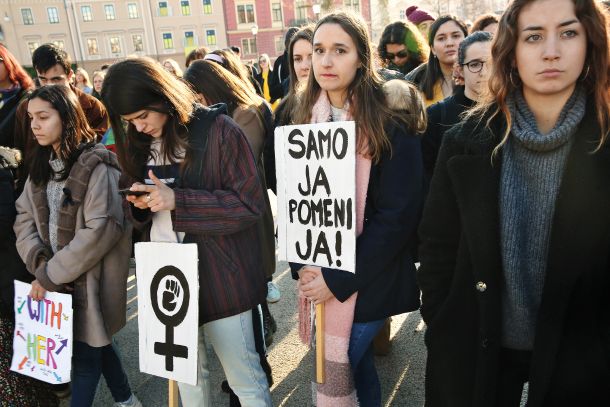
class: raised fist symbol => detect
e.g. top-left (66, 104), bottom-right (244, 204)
top-left (162, 279), bottom-right (181, 312)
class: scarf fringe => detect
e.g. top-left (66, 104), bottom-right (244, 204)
top-left (298, 294), bottom-right (314, 345)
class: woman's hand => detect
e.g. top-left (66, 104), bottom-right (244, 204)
top-left (300, 266), bottom-right (335, 305)
top-left (29, 280), bottom-right (47, 301)
top-left (128, 170), bottom-right (176, 212)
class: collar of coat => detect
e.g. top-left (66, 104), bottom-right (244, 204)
top-left (30, 143), bottom-right (120, 252)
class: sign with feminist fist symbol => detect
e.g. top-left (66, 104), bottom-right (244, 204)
top-left (136, 243), bottom-right (199, 385)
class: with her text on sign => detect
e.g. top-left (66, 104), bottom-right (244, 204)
top-left (10, 280), bottom-right (73, 384)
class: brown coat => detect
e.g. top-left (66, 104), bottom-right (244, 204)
top-left (14, 144), bottom-right (131, 347)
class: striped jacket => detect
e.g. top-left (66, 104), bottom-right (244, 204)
top-left (128, 105), bottom-right (267, 324)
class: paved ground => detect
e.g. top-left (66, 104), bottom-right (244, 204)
top-left (57, 260), bottom-right (428, 407)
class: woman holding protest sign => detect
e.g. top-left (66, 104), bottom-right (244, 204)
top-left (289, 11), bottom-right (426, 406)
top-left (13, 85), bottom-right (138, 407)
top-left (102, 57), bottom-right (271, 407)
top-left (418, 0), bottom-right (610, 405)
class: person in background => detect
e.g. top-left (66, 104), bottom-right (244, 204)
top-left (378, 21), bottom-right (430, 75)
top-left (418, 0), bottom-right (610, 405)
top-left (14, 85), bottom-right (138, 407)
top-left (269, 27), bottom-right (300, 101)
top-left (162, 58), bottom-right (183, 77)
top-left (423, 31), bottom-right (494, 180)
top-left (291, 11), bottom-right (425, 406)
top-left (470, 13), bottom-right (500, 34)
top-left (91, 70), bottom-right (106, 100)
top-left (103, 57), bottom-right (272, 407)
top-left (13, 43), bottom-right (109, 192)
top-left (405, 15), bottom-right (468, 106)
top-left (406, 5), bottom-right (436, 40)
top-left (75, 67), bottom-right (93, 95)
top-left (185, 46), bottom-right (210, 68)
top-left (254, 54), bottom-right (279, 110)
top-left (209, 49), bottom-right (263, 96)
top-left (0, 45), bottom-right (34, 146)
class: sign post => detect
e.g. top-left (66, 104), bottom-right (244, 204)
top-left (275, 121), bottom-right (356, 383)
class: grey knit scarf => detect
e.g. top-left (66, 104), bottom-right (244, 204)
top-left (499, 86), bottom-right (586, 350)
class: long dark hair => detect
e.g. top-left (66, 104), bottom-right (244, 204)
top-left (275, 26), bottom-right (314, 126)
top-left (420, 15), bottom-right (468, 100)
top-left (470, 0), bottom-right (610, 155)
top-left (101, 57), bottom-right (198, 180)
top-left (28, 85), bottom-right (96, 186)
top-left (183, 59), bottom-right (265, 124)
top-left (294, 11), bottom-right (417, 163)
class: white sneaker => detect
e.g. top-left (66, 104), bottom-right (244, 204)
top-left (115, 394), bottom-right (143, 407)
top-left (266, 281), bottom-right (281, 303)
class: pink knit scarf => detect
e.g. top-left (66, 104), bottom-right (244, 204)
top-left (298, 91), bottom-right (371, 406)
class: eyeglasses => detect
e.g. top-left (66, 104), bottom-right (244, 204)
top-left (385, 50), bottom-right (409, 60)
top-left (461, 59), bottom-right (488, 74)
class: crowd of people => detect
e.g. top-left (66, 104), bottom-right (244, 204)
top-left (0, 0), bottom-right (609, 406)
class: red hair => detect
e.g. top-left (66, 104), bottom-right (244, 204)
top-left (0, 45), bottom-right (34, 90)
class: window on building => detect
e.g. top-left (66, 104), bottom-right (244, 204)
top-left (27, 42), bottom-right (39, 55)
top-left (159, 1), bottom-right (169, 16)
top-left (274, 36), bottom-right (283, 54)
top-left (399, 10), bottom-right (405, 19)
top-left (104, 4), bottom-right (116, 20)
top-left (52, 40), bottom-right (65, 49)
top-left (237, 4), bottom-right (255, 24)
top-left (344, 0), bottom-right (360, 12)
top-left (81, 6), bottom-right (93, 22)
top-left (132, 34), bottom-right (144, 52)
top-left (206, 29), bottom-right (216, 45)
top-left (128, 3), bottom-right (139, 19)
top-left (87, 38), bottom-right (99, 55)
top-left (241, 38), bottom-right (256, 55)
top-left (271, 3), bottom-right (282, 22)
top-left (109, 36), bottom-right (121, 54)
top-left (181, 0), bottom-right (190, 15)
top-left (21, 9), bottom-right (34, 25)
top-left (202, 0), bottom-right (212, 14)
top-left (163, 33), bottom-right (173, 49)
top-left (295, 1), bottom-right (308, 20)
top-left (47, 7), bottom-right (59, 24)
top-left (184, 31), bottom-right (195, 47)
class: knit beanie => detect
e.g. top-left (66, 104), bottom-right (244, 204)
top-left (406, 6), bottom-right (435, 25)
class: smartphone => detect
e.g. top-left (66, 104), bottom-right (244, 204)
top-left (118, 188), bottom-right (148, 197)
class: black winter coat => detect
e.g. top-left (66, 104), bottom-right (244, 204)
top-left (291, 122), bottom-right (424, 322)
top-left (418, 105), bottom-right (610, 407)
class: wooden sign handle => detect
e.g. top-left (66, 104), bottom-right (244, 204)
top-left (169, 379), bottom-right (179, 407)
top-left (315, 303), bottom-right (325, 384)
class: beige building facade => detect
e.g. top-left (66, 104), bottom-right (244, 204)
top-left (0, 0), bottom-right (228, 73)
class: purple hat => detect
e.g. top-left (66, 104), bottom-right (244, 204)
top-left (406, 6), bottom-right (435, 25)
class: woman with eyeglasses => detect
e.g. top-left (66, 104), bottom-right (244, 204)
top-left (422, 31), bottom-right (493, 180)
top-left (377, 21), bottom-right (429, 75)
top-left (418, 0), bottom-right (610, 405)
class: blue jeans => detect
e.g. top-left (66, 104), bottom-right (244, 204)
top-left (177, 310), bottom-right (272, 406)
top-left (348, 319), bottom-right (386, 407)
top-left (71, 340), bottom-right (132, 407)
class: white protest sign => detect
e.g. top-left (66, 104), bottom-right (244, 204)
top-left (275, 121), bottom-right (356, 273)
top-left (11, 280), bottom-right (73, 384)
top-left (136, 242), bottom-right (199, 385)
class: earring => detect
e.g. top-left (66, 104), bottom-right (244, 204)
top-left (509, 69), bottom-right (520, 87)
